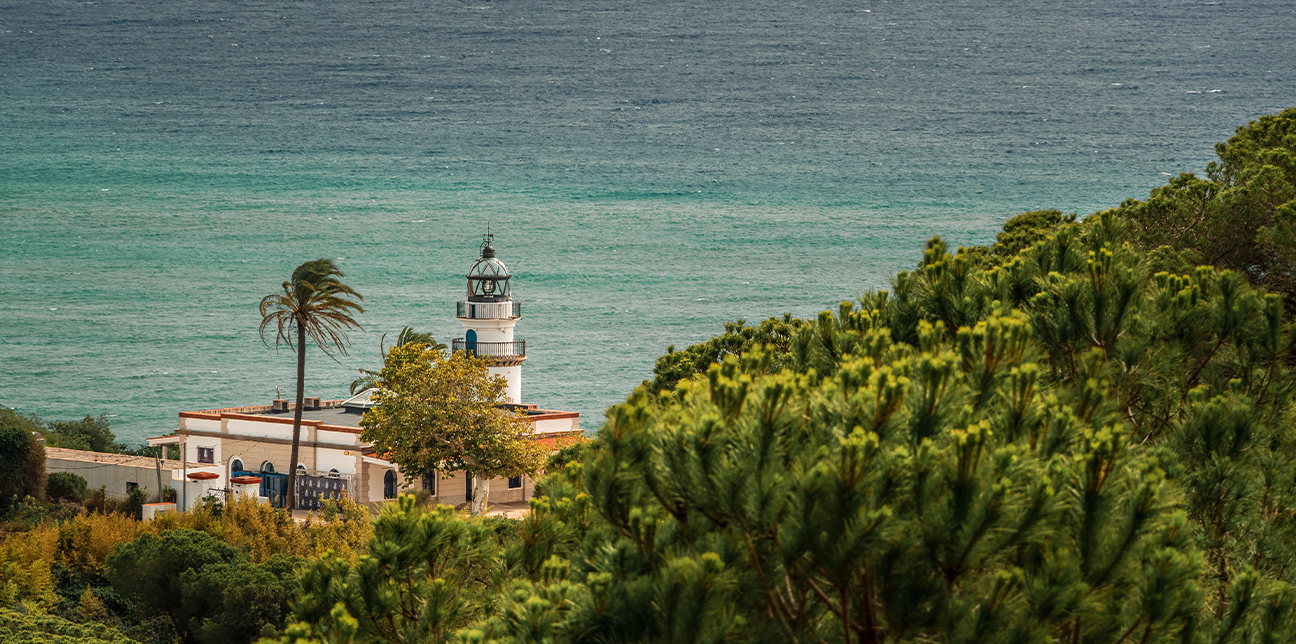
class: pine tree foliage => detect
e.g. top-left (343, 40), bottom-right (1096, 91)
top-left (1116, 108), bottom-right (1296, 300)
top-left (454, 212), bottom-right (1296, 643)
top-left (291, 497), bottom-right (505, 644)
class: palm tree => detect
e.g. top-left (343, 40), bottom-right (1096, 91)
top-left (259, 259), bottom-right (364, 510)
top-left (349, 327), bottom-right (448, 395)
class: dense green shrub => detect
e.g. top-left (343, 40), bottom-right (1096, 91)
top-left (105, 529), bottom-right (244, 616)
top-left (176, 555), bottom-right (303, 644)
top-left (101, 529), bottom-right (305, 644)
top-left (0, 409), bottom-right (47, 511)
top-left (46, 473), bottom-right (88, 503)
top-left (0, 607), bottom-right (140, 643)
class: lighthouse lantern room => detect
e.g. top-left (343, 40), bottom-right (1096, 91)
top-left (453, 234), bottom-right (525, 403)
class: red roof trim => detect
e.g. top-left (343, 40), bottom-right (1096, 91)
top-left (230, 476), bottom-right (263, 485)
top-left (318, 424), bottom-right (364, 435)
top-left (187, 472), bottom-right (220, 480)
top-left (530, 411), bottom-right (580, 421)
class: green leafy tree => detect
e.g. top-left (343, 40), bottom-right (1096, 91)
top-left (0, 409), bottom-right (46, 511)
top-left (44, 414), bottom-right (124, 453)
top-left (988, 209), bottom-right (1078, 261)
top-left (350, 327), bottom-right (448, 396)
top-left (260, 259), bottom-right (365, 511)
top-left (360, 344), bottom-right (545, 515)
top-left (102, 530), bottom-right (301, 644)
top-left (257, 603), bottom-right (359, 644)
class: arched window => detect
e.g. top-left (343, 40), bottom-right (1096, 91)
top-left (383, 470), bottom-right (397, 499)
top-left (261, 461), bottom-right (275, 474)
top-left (328, 468), bottom-right (340, 479)
top-left (230, 458), bottom-right (244, 473)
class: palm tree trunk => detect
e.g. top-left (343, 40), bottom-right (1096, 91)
top-left (287, 320), bottom-right (306, 511)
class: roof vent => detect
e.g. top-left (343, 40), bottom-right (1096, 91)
top-left (304, 396), bottom-right (322, 410)
top-left (271, 399), bottom-right (290, 412)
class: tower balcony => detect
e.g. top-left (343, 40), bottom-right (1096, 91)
top-left (452, 339), bottom-right (527, 367)
top-left (457, 301), bottom-right (521, 319)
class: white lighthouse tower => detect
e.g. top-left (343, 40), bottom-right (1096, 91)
top-left (453, 234), bottom-right (525, 403)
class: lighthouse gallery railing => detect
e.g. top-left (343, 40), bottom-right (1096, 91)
top-left (452, 339), bottom-right (526, 358)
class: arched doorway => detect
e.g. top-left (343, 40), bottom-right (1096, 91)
top-left (384, 471), bottom-right (397, 499)
top-left (465, 329), bottom-right (477, 356)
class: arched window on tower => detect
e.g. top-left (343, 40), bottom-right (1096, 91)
top-left (230, 458), bottom-right (244, 474)
top-left (383, 471), bottom-right (397, 499)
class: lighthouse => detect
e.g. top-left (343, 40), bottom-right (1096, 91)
top-left (453, 234), bottom-right (525, 403)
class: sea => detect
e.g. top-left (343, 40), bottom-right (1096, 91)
top-left (2, 0), bottom-right (1294, 444)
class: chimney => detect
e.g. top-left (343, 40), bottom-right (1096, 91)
top-left (271, 399), bottom-right (289, 412)
top-left (304, 396), bottom-right (322, 410)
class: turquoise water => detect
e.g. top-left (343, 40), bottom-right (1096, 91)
top-left (3, 0), bottom-right (1294, 442)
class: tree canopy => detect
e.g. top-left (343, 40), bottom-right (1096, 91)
top-left (43, 415), bottom-right (124, 454)
top-left (1117, 107), bottom-right (1296, 301)
top-left (0, 409), bottom-right (47, 511)
top-left (359, 344), bottom-right (546, 513)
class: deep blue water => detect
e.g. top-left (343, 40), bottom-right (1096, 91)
top-left (2, 0), bottom-right (1294, 442)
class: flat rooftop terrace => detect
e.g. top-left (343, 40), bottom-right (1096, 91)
top-left (45, 447), bottom-right (203, 470)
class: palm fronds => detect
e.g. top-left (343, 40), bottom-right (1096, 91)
top-left (258, 259), bottom-right (365, 361)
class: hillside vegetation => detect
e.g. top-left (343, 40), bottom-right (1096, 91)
top-left (4, 108), bottom-right (1296, 644)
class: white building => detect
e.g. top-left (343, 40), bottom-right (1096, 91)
top-left (44, 447), bottom-right (223, 507)
top-left (147, 237), bottom-right (582, 511)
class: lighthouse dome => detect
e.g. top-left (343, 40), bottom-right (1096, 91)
top-left (466, 239), bottom-right (511, 302)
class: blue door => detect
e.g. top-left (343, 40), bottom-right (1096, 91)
top-left (233, 469), bottom-right (288, 508)
top-left (465, 329), bottom-right (477, 357)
